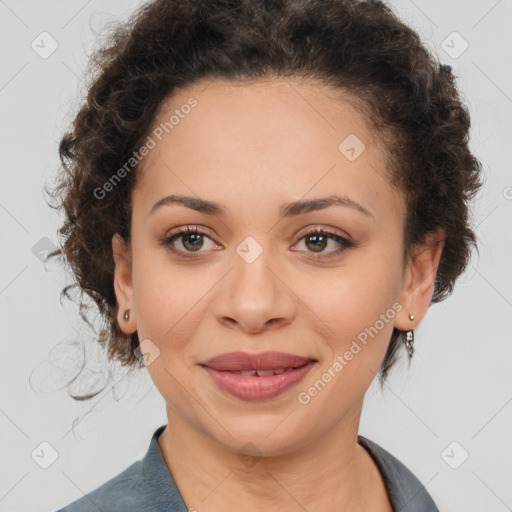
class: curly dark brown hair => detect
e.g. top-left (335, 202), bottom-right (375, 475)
top-left (45, 0), bottom-right (483, 400)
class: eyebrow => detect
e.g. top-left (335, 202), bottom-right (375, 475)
top-left (150, 194), bottom-right (374, 219)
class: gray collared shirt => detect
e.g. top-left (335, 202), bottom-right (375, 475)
top-left (56, 425), bottom-right (439, 511)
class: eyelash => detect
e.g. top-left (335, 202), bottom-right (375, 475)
top-left (160, 225), bottom-right (356, 260)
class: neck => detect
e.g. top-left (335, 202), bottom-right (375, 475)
top-left (157, 403), bottom-right (391, 512)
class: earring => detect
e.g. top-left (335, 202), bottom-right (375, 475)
top-left (404, 313), bottom-right (414, 359)
top-left (124, 309), bottom-right (130, 321)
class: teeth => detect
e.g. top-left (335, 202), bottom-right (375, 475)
top-left (230, 368), bottom-right (293, 376)
top-left (236, 370), bottom-right (257, 376)
top-left (256, 369), bottom-right (275, 377)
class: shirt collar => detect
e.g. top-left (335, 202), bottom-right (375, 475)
top-left (141, 425), bottom-right (189, 511)
top-left (141, 426), bottom-right (437, 511)
top-left (358, 435), bottom-right (439, 511)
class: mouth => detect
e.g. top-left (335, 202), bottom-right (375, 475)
top-left (201, 350), bottom-right (317, 372)
top-left (223, 363), bottom-right (311, 377)
top-left (200, 352), bottom-right (317, 401)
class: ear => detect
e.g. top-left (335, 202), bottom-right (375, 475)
top-left (395, 227), bottom-right (445, 331)
top-left (112, 233), bottom-right (136, 334)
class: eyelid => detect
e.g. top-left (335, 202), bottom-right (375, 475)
top-left (298, 224), bottom-right (351, 240)
top-left (165, 224), bottom-right (216, 238)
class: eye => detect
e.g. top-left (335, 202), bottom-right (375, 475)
top-left (160, 225), bottom-right (219, 258)
top-left (293, 226), bottom-right (355, 258)
top-left (160, 225), bottom-right (356, 259)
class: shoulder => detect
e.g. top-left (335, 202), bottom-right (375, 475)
top-left (56, 460), bottom-right (148, 512)
top-left (358, 435), bottom-right (440, 512)
top-left (55, 425), bottom-right (187, 512)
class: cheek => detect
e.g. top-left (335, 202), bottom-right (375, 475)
top-left (132, 244), bottom-right (208, 340)
top-left (302, 252), bottom-right (402, 375)
top-left (305, 254), bottom-right (401, 332)
top-left (133, 264), bottom-right (209, 406)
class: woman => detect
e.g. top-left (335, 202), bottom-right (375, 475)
top-left (49, 0), bottom-right (482, 510)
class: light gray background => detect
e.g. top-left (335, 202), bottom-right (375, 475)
top-left (1, 1), bottom-right (511, 511)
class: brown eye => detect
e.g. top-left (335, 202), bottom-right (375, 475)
top-left (161, 226), bottom-right (218, 258)
top-left (294, 228), bottom-right (355, 258)
top-left (180, 232), bottom-right (205, 251)
top-left (304, 232), bottom-right (329, 253)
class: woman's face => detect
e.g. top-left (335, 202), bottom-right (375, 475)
top-left (114, 77), bottom-right (420, 455)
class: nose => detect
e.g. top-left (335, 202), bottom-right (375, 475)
top-left (210, 249), bottom-right (297, 334)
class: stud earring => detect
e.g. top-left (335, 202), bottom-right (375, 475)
top-left (404, 313), bottom-right (415, 359)
top-left (124, 309), bottom-right (130, 321)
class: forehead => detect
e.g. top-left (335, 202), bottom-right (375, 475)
top-left (133, 77), bottom-right (404, 225)
top-left (147, 76), bottom-right (380, 156)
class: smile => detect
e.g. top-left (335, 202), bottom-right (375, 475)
top-left (201, 359), bottom-right (317, 401)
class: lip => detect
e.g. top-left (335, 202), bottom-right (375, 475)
top-left (201, 351), bottom-right (315, 371)
top-left (201, 351), bottom-right (317, 401)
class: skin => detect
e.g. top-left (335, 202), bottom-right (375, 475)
top-left (112, 76), bottom-right (444, 511)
